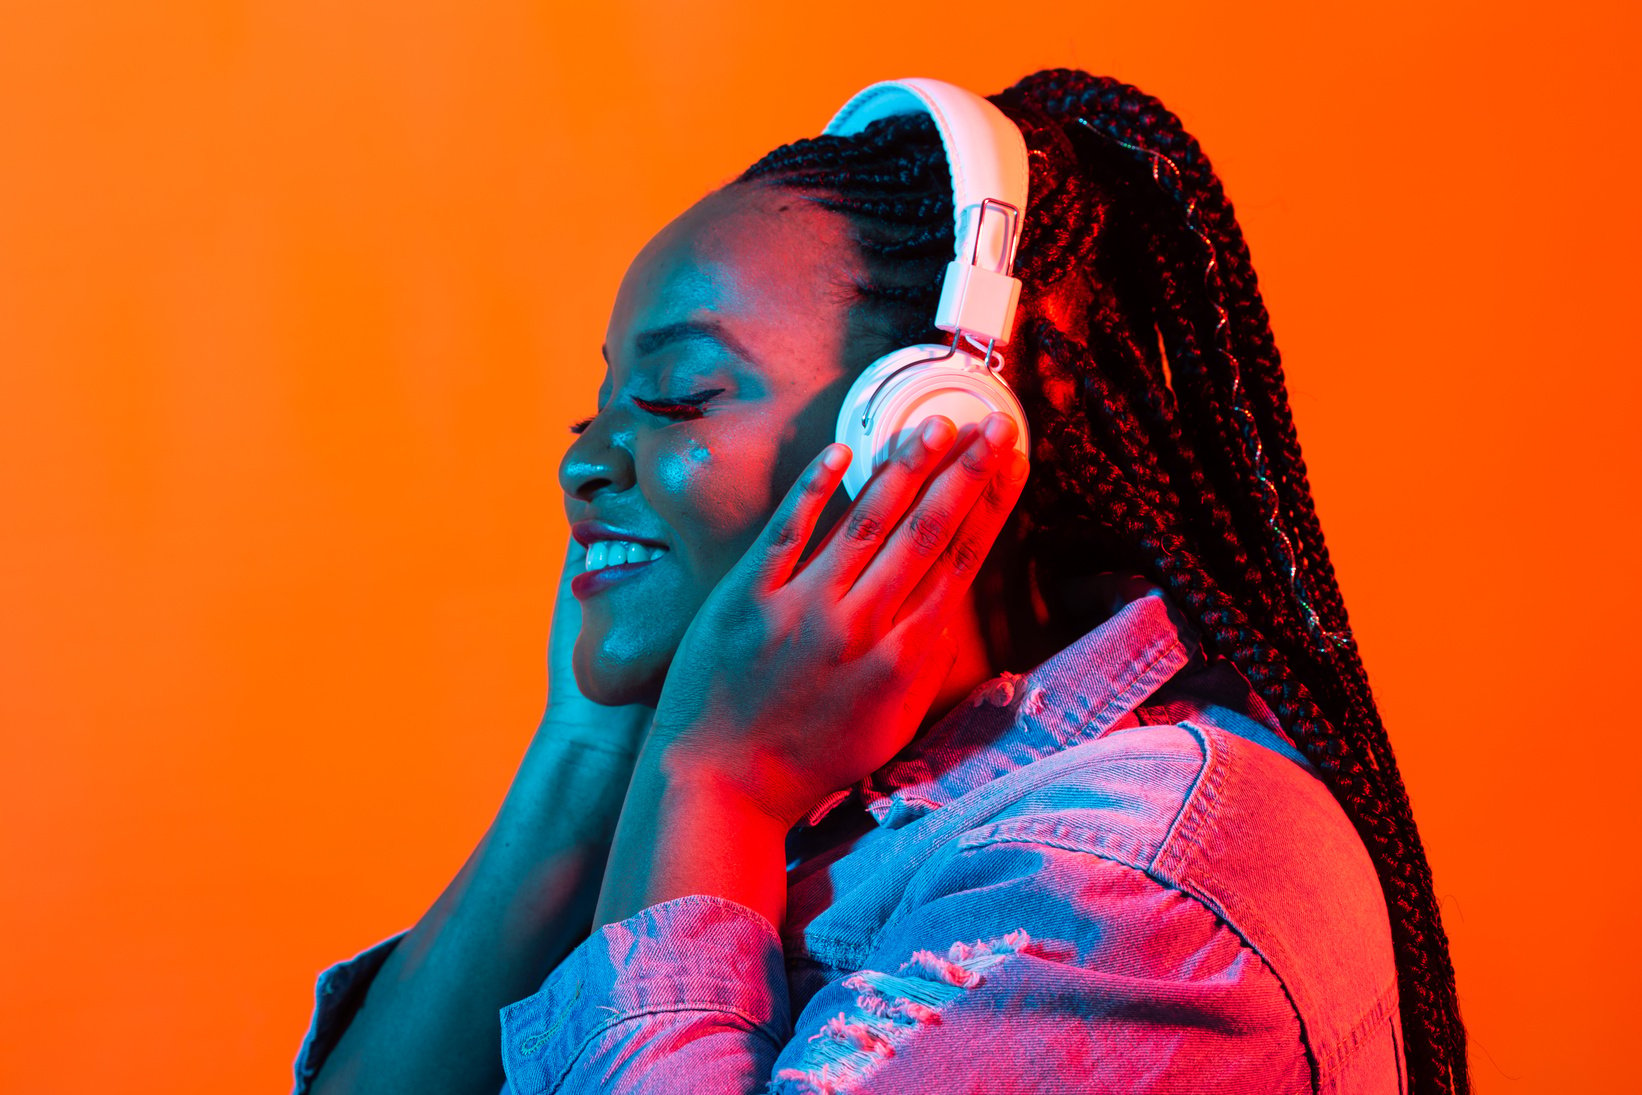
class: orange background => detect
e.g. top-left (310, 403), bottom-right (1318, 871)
top-left (3, 2), bottom-right (1637, 1091)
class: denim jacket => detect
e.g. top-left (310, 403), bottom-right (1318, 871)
top-left (296, 577), bottom-right (1405, 1094)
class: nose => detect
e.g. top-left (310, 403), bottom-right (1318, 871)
top-left (557, 411), bottom-right (637, 503)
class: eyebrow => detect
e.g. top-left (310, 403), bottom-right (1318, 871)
top-left (601, 319), bottom-right (762, 367)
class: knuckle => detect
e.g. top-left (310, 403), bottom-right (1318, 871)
top-left (903, 509), bottom-right (947, 554)
top-left (896, 444), bottom-right (925, 471)
top-left (983, 473), bottom-right (1017, 507)
top-left (767, 518), bottom-right (803, 553)
top-left (945, 536), bottom-right (983, 576)
top-left (845, 509), bottom-right (886, 545)
top-left (958, 448), bottom-right (993, 479)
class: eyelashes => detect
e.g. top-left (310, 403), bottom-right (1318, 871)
top-left (631, 389), bottom-right (726, 421)
top-left (569, 388), bottom-right (726, 434)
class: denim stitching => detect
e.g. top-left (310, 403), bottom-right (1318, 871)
top-left (543, 1005), bottom-right (781, 1095)
top-left (1152, 722), bottom-right (1324, 1093)
top-left (1315, 979), bottom-right (1400, 1079)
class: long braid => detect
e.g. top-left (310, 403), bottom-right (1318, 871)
top-left (738, 70), bottom-right (1467, 1094)
top-left (1031, 71), bottom-right (1356, 661)
top-left (1030, 74), bottom-right (1468, 1091)
top-left (1026, 78), bottom-right (1467, 1088)
top-left (1034, 318), bottom-right (1281, 647)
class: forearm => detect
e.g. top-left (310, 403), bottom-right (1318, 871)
top-left (311, 732), bottom-right (637, 1095)
top-left (592, 749), bottom-right (789, 933)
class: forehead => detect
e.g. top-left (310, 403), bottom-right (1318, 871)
top-left (604, 184), bottom-right (865, 379)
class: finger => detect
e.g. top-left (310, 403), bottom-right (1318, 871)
top-left (851, 413), bottom-right (1023, 628)
top-left (802, 419), bottom-right (974, 568)
top-left (889, 435), bottom-right (1030, 634)
top-left (797, 415), bottom-right (959, 594)
top-left (742, 442), bottom-right (852, 590)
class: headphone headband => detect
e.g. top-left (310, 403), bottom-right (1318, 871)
top-left (824, 78), bottom-right (1029, 346)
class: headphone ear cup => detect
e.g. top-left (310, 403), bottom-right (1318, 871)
top-left (834, 344), bottom-right (1030, 499)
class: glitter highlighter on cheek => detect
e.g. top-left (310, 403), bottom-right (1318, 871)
top-left (653, 438), bottom-right (713, 501)
top-left (651, 433), bottom-right (777, 569)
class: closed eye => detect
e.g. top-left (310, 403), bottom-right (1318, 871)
top-left (632, 388), bottom-right (726, 422)
top-left (569, 388), bottom-right (727, 434)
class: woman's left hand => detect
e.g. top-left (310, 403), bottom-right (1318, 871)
top-left (643, 411), bottom-right (1030, 830)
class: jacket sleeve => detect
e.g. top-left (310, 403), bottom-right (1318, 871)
top-left (497, 895), bottom-right (790, 1095)
top-left (496, 836), bottom-right (1311, 1095)
top-left (292, 933), bottom-right (405, 1094)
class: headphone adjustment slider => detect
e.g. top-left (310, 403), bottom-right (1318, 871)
top-left (936, 260), bottom-right (1022, 346)
top-left (936, 196), bottom-right (1023, 346)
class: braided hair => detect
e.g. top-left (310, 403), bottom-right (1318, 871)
top-left (736, 69), bottom-right (1468, 1094)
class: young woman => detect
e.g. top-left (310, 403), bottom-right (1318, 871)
top-left (297, 69), bottom-right (1468, 1094)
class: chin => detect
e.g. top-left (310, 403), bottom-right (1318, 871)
top-left (572, 632), bottom-right (669, 709)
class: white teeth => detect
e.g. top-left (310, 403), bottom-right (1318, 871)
top-left (584, 541), bottom-right (667, 573)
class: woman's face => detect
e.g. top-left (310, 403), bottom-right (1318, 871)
top-left (559, 184), bottom-right (885, 707)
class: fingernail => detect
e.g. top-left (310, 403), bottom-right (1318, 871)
top-left (822, 444), bottom-right (851, 472)
top-left (921, 416), bottom-right (955, 448)
top-left (1004, 449), bottom-right (1029, 481)
top-left (983, 414), bottom-right (1017, 448)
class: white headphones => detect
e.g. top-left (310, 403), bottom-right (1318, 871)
top-left (826, 78), bottom-right (1032, 498)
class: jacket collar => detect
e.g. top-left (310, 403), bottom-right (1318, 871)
top-left (802, 575), bottom-right (1207, 831)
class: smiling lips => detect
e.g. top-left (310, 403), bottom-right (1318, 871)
top-left (570, 540), bottom-right (669, 600)
top-left (585, 541), bottom-right (667, 572)
top-left (569, 522), bottom-right (670, 598)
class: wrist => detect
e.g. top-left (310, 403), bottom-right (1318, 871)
top-left (494, 734), bottom-right (641, 850)
top-left (594, 747), bottom-right (791, 930)
top-left (644, 738), bottom-right (809, 833)
top-left (536, 705), bottom-right (653, 755)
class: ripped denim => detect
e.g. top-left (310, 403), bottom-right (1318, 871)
top-left (296, 582), bottom-right (1405, 1094)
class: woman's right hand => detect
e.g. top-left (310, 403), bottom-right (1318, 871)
top-left (481, 536), bottom-right (652, 888)
top-left (536, 537), bottom-right (654, 761)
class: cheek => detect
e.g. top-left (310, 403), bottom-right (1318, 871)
top-left (648, 431), bottom-right (783, 570)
